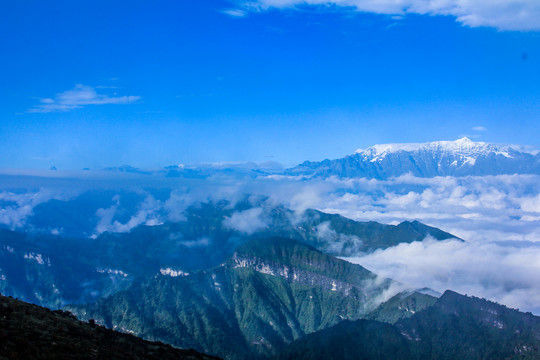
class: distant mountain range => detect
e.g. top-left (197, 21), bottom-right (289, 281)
top-left (101, 161), bottom-right (285, 178)
top-left (80, 138), bottom-right (540, 180)
top-left (2, 138), bottom-right (539, 359)
top-left (287, 137), bottom-right (540, 179)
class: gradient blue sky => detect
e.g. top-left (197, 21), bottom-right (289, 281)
top-left (1, 0), bottom-right (539, 169)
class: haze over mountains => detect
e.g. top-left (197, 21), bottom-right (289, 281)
top-left (0, 200), bottom-right (460, 359)
top-left (1, 137), bottom-right (540, 359)
top-left (1, 137), bottom-right (540, 314)
top-left (0, 201), bottom-right (456, 308)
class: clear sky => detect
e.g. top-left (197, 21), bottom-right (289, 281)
top-left (1, 0), bottom-right (539, 169)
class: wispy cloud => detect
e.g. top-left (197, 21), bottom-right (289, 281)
top-left (222, 9), bottom-right (248, 17)
top-left (95, 195), bottom-right (163, 236)
top-left (472, 126), bottom-right (487, 132)
top-left (0, 189), bottom-right (75, 228)
top-left (28, 84), bottom-right (140, 113)
top-left (223, 207), bottom-right (270, 234)
top-left (238, 0), bottom-right (540, 31)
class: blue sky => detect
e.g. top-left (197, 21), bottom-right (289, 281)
top-left (1, 0), bottom-right (539, 169)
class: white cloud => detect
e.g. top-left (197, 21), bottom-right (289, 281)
top-left (315, 221), bottom-right (364, 255)
top-left (303, 174), bottom-right (540, 244)
top-left (222, 9), bottom-right (248, 17)
top-left (95, 195), bottom-right (163, 235)
top-left (472, 126), bottom-right (487, 131)
top-left (3, 171), bottom-right (539, 248)
top-left (223, 207), bottom-right (269, 234)
top-left (0, 189), bottom-right (74, 228)
top-left (345, 237), bottom-right (540, 314)
top-left (0, 202), bottom-right (33, 229)
top-left (240, 0), bottom-right (540, 31)
top-left (363, 275), bottom-right (410, 309)
top-left (163, 190), bottom-right (191, 222)
top-left (520, 194), bottom-right (540, 213)
top-left (28, 84), bottom-right (140, 113)
top-left (179, 237), bottom-right (211, 248)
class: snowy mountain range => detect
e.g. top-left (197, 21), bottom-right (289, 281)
top-left (287, 137), bottom-right (540, 179)
top-left (89, 138), bottom-right (540, 180)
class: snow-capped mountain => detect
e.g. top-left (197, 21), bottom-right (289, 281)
top-left (287, 137), bottom-right (540, 179)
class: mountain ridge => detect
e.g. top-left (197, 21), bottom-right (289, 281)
top-left (68, 237), bottom-right (413, 360)
top-left (0, 202), bottom-right (457, 309)
top-left (287, 137), bottom-right (540, 179)
top-left (277, 290), bottom-right (540, 360)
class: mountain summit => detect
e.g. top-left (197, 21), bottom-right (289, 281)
top-left (356, 137), bottom-right (505, 160)
top-left (288, 138), bottom-right (540, 179)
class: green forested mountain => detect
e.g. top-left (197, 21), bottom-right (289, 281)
top-left (3, 199), bottom-right (539, 360)
top-left (252, 207), bottom-right (458, 255)
top-left (0, 293), bottom-right (220, 360)
top-left (277, 290), bottom-right (540, 360)
top-left (397, 290), bottom-right (540, 359)
top-left (21, 194), bottom-right (458, 254)
top-left (276, 319), bottom-right (411, 360)
top-left (69, 237), bottom-right (406, 360)
top-left (366, 289), bottom-right (438, 324)
top-left (0, 202), bottom-right (456, 308)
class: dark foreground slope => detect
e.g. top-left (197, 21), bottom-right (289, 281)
top-left (277, 319), bottom-right (411, 360)
top-left (277, 290), bottom-right (540, 360)
top-left (0, 293), bottom-right (220, 360)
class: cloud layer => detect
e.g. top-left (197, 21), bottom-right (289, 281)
top-left (345, 238), bottom-right (540, 314)
top-left (0, 188), bottom-right (75, 229)
top-left (223, 207), bottom-right (270, 234)
top-left (240, 0), bottom-right (540, 31)
top-left (28, 84), bottom-right (140, 113)
top-left (1, 170), bottom-right (539, 313)
top-left (95, 195), bottom-right (163, 235)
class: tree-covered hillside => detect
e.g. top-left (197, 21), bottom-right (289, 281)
top-left (277, 290), bottom-right (540, 360)
top-left (69, 238), bottom-right (412, 360)
top-left (0, 293), bottom-right (220, 360)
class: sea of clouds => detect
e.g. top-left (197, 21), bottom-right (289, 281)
top-left (1, 169), bottom-right (539, 312)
